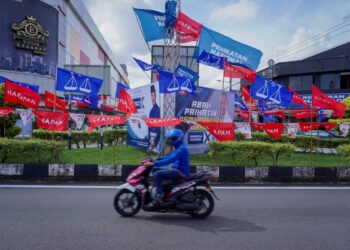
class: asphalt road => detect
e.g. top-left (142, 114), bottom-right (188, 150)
top-left (1, 186), bottom-right (350, 250)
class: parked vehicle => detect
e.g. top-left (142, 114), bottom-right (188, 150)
top-left (114, 158), bottom-right (217, 219)
top-left (300, 130), bottom-right (343, 139)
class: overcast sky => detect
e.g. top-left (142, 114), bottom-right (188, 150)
top-left (85, 0), bottom-right (350, 89)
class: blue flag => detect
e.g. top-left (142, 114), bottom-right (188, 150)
top-left (175, 65), bottom-right (199, 83)
top-left (133, 57), bottom-right (159, 72)
top-left (234, 93), bottom-right (248, 110)
top-left (0, 75), bottom-right (39, 92)
top-left (133, 8), bottom-right (165, 42)
top-left (196, 51), bottom-right (224, 69)
top-left (65, 94), bottom-right (99, 108)
top-left (195, 26), bottom-right (263, 70)
top-left (258, 99), bottom-right (267, 111)
top-left (115, 82), bottom-right (129, 99)
top-left (159, 70), bottom-right (196, 95)
top-left (165, 0), bottom-right (177, 29)
top-left (56, 67), bottom-right (103, 95)
top-left (251, 75), bottom-right (293, 108)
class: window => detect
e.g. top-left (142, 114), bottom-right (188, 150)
top-left (340, 74), bottom-right (350, 89)
top-left (289, 75), bottom-right (313, 90)
top-left (320, 74), bottom-right (340, 90)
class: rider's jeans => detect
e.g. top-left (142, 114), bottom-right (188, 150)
top-left (153, 168), bottom-right (183, 196)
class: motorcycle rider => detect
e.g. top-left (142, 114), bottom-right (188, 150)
top-left (144, 128), bottom-right (189, 208)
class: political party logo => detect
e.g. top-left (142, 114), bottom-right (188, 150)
top-left (11, 16), bottom-right (49, 55)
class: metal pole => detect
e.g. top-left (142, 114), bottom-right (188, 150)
top-left (68, 94), bottom-right (72, 150)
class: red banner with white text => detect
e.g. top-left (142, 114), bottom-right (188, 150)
top-left (174, 11), bottom-right (202, 43)
top-left (86, 115), bottom-right (125, 130)
top-left (142, 118), bottom-right (182, 128)
top-left (4, 80), bottom-right (40, 109)
top-left (312, 85), bottom-right (346, 118)
top-left (263, 123), bottom-right (284, 139)
top-left (117, 88), bottom-right (137, 117)
top-left (0, 107), bottom-right (14, 117)
top-left (224, 61), bottom-right (256, 83)
top-left (299, 122), bottom-right (320, 132)
top-left (45, 91), bottom-right (67, 111)
top-left (250, 122), bottom-right (265, 131)
top-left (198, 121), bottom-right (234, 141)
top-left (33, 110), bottom-right (69, 131)
top-left (292, 109), bottom-right (318, 119)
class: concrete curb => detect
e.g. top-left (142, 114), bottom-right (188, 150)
top-left (1, 164), bottom-right (350, 182)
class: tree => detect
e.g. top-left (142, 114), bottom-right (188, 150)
top-left (0, 84), bottom-right (21, 138)
top-left (342, 95), bottom-right (350, 118)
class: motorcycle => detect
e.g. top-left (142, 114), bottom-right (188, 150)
top-left (114, 158), bottom-right (218, 219)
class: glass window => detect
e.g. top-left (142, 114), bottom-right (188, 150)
top-left (320, 74), bottom-right (340, 90)
top-left (340, 74), bottom-right (350, 89)
top-left (289, 76), bottom-right (302, 90)
top-left (301, 75), bottom-right (312, 90)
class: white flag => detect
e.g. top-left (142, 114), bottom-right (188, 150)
top-left (70, 113), bottom-right (85, 130)
top-left (16, 109), bottom-right (34, 126)
top-left (339, 122), bottom-right (349, 137)
top-left (285, 123), bottom-right (299, 139)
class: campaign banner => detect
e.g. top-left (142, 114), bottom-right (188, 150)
top-left (142, 118), bottom-right (182, 128)
top-left (198, 121), bottom-right (234, 142)
top-left (86, 115), bottom-right (125, 131)
top-left (4, 80), bottom-right (40, 109)
top-left (33, 110), bottom-right (69, 131)
top-left (45, 91), bottom-right (67, 111)
top-left (174, 11), bottom-right (202, 43)
top-left (312, 85), bottom-right (346, 118)
top-left (127, 83), bottom-right (162, 152)
top-left (250, 122), bottom-right (265, 131)
top-left (292, 109), bottom-right (318, 119)
top-left (0, 76), bottom-right (39, 92)
top-left (285, 123), bottom-right (299, 139)
top-left (339, 122), bottom-right (350, 137)
top-left (195, 26), bottom-right (263, 70)
top-left (264, 123), bottom-right (284, 139)
top-left (117, 88), bottom-right (138, 117)
top-left (159, 70), bottom-right (196, 95)
top-left (175, 86), bottom-right (235, 154)
top-left (175, 65), bottom-right (199, 84)
top-left (0, 107), bottom-right (14, 117)
top-left (235, 122), bottom-right (252, 139)
top-left (115, 82), bottom-right (129, 99)
top-left (299, 122), bottom-right (320, 132)
top-left (70, 113), bottom-right (85, 130)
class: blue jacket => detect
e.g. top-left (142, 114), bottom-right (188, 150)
top-left (154, 141), bottom-right (189, 176)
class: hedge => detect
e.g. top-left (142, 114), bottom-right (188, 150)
top-left (209, 141), bottom-right (296, 166)
top-left (338, 144), bottom-right (350, 158)
top-left (32, 129), bottom-right (127, 148)
top-left (0, 138), bottom-right (65, 163)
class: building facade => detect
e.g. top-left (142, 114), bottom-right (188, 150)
top-left (0, 0), bottom-right (128, 105)
top-left (257, 42), bottom-right (350, 103)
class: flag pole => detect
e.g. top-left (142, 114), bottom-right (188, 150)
top-left (68, 93), bottom-right (72, 150)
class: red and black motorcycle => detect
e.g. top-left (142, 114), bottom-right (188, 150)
top-left (114, 159), bottom-right (217, 219)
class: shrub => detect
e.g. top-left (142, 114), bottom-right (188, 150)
top-left (338, 144), bottom-right (350, 158)
top-left (268, 143), bottom-right (296, 166)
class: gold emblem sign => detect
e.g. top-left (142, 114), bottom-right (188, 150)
top-left (11, 16), bottom-right (49, 55)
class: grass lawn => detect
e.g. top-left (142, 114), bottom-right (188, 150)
top-left (6, 145), bottom-right (349, 167)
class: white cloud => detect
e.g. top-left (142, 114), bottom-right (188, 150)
top-left (209, 0), bottom-right (258, 23)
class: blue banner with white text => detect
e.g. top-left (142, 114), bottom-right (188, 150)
top-left (133, 8), bottom-right (165, 42)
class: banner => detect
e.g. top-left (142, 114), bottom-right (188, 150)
top-left (45, 91), bottom-right (67, 111)
top-left (70, 113), bottom-right (85, 130)
top-left (339, 122), bottom-right (350, 137)
top-left (250, 122), bottom-right (265, 131)
top-left (289, 88), bottom-right (308, 108)
top-left (234, 93), bottom-right (248, 110)
top-left (142, 118), bottom-right (182, 128)
top-left (321, 122), bottom-right (337, 131)
top-left (263, 110), bottom-right (285, 120)
top-left (133, 8), bottom-right (165, 42)
top-left (16, 109), bottom-right (34, 126)
top-left (292, 109), bottom-right (318, 119)
top-left (0, 76), bottom-right (39, 92)
top-left (117, 88), bottom-right (138, 117)
top-left (198, 121), bottom-right (234, 141)
top-left (159, 70), bottom-right (196, 95)
top-left (263, 123), bottom-right (283, 139)
top-left (250, 75), bottom-right (293, 108)
top-left (66, 94), bottom-right (99, 108)
top-left (241, 83), bottom-right (256, 108)
top-left (224, 61), bottom-right (256, 83)
top-left (0, 107), bottom-right (13, 117)
top-left (251, 111), bottom-right (259, 122)
top-left (56, 67), bottom-right (103, 96)
top-left (285, 123), bottom-right (299, 138)
top-left (86, 115), bottom-right (125, 130)
top-left (197, 51), bottom-right (224, 69)
top-left (195, 26), bottom-right (262, 70)
top-left (235, 122), bottom-right (252, 139)
top-left (33, 110), bottom-right (69, 131)
top-left (174, 11), bottom-right (202, 43)
top-left (175, 65), bottom-right (199, 84)
top-left (115, 82), bottom-right (129, 99)
top-left (235, 109), bottom-right (250, 122)
top-left (165, 0), bottom-right (177, 29)
top-left (4, 80), bottom-right (40, 109)
top-left (299, 122), bottom-right (320, 132)
top-left (312, 85), bottom-right (346, 118)
top-left (133, 57), bottom-right (159, 71)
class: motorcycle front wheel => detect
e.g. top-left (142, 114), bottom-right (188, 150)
top-left (114, 189), bottom-right (142, 217)
top-left (189, 190), bottom-right (215, 219)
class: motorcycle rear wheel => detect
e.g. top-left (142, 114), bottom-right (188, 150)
top-left (114, 189), bottom-right (142, 217)
top-left (189, 190), bottom-right (214, 219)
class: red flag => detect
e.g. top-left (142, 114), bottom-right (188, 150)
top-left (4, 80), bottom-right (40, 109)
top-left (321, 122), bottom-right (337, 131)
top-left (250, 122), bottom-right (265, 131)
top-left (288, 88), bottom-right (308, 108)
top-left (241, 84), bottom-right (256, 108)
top-left (101, 105), bottom-right (115, 112)
top-left (45, 91), bottom-right (67, 111)
top-left (263, 110), bottom-right (285, 120)
top-left (263, 123), bottom-right (284, 139)
top-left (0, 107), bottom-right (14, 117)
top-left (32, 110), bottom-right (69, 131)
top-left (198, 121), bottom-right (234, 141)
top-left (117, 88), bottom-right (137, 117)
top-left (299, 122), bottom-right (320, 132)
top-left (174, 11), bottom-right (202, 43)
top-left (312, 85), bottom-right (346, 118)
top-left (235, 109), bottom-right (250, 122)
top-left (224, 61), bottom-right (256, 83)
top-left (292, 109), bottom-right (318, 119)
top-left (86, 115), bottom-right (125, 130)
top-left (142, 118), bottom-right (182, 128)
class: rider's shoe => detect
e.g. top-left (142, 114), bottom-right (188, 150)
top-left (144, 195), bottom-right (163, 210)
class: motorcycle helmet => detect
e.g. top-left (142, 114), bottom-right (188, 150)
top-left (166, 129), bottom-right (184, 145)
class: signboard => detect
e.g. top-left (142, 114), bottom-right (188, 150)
top-left (175, 86), bottom-right (235, 154)
top-left (300, 93), bottom-right (350, 104)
